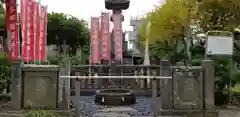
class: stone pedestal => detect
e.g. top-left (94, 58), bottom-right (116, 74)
top-left (59, 61), bottom-right (71, 109)
top-left (22, 65), bottom-right (59, 109)
top-left (10, 60), bottom-right (22, 109)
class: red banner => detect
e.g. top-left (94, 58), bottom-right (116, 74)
top-left (21, 0), bottom-right (34, 62)
top-left (39, 6), bottom-right (47, 61)
top-left (112, 13), bottom-right (123, 61)
top-left (33, 2), bottom-right (40, 61)
top-left (100, 12), bottom-right (111, 60)
top-left (20, 0), bottom-right (27, 61)
top-left (90, 17), bottom-right (100, 63)
top-left (6, 0), bottom-right (19, 60)
top-left (28, 0), bottom-right (35, 62)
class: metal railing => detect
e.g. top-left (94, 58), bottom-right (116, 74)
top-left (60, 75), bottom-right (172, 79)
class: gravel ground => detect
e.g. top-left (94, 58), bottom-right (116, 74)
top-left (76, 96), bottom-right (240, 117)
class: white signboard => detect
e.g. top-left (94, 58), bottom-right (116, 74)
top-left (206, 35), bottom-right (233, 55)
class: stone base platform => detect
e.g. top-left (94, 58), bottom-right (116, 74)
top-left (159, 109), bottom-right (219, 117)
top-left (95, 89), bottom-right (136, 106)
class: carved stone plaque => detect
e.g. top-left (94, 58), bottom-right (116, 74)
top-left (173, 67), bottom-right (203, 109)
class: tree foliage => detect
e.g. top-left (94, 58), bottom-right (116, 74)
top-left (139, 0), bottom-right (193, 44)
top-left (0, 2), bottom-right (5, 29)
top-left (139, 0), bottom-right (198, 63)
top-left (47, 12), bottom-right (90, 55)
top-left (140, 0), bottom-right (240, 104)
top-left (198, 0), bottom-right (240, 32)
top-left (0, 53), bottom-right (11, 93)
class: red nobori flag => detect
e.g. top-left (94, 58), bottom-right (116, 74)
top-left (112, 13), bottom-right (123, 61)
top-left (21, 0), bottom-right (34, 62)
top-left (6, 0), bottom-right (19, 60)
top-left (33, 2), bottom-right (40, 61)
top-left (28, 0), bottom-right (35, 62)
top-left (20, 0), bottom-right (28, 61)
top-left (100, 12), bottom-right (111, 60)
top-left (39, 5), bottom-right (47, 61)
top-left (90, 17), bottom-right (100, 64)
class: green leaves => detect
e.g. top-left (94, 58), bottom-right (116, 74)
top-left (198, 0), bottom-right (240, 32)
top-left (140, 0), bottom-right (191, 44)
top-left (0, 2), bottom-right (5, 30)
top-left (0, 53), bottom-right (11, 93)
top-left (47, 12), bottom-right (90, 55)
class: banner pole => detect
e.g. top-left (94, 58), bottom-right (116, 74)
top-left (44, 5), bottom-right (48, 64)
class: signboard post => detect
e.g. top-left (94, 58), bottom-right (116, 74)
top-left (205, 30), bottom-right (233, 104)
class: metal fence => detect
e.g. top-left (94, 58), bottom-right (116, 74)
top-left (59, 64), bottom-right (172, 96)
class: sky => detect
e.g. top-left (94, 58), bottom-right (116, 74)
top-left (39, 0), bottom-right (163, 31)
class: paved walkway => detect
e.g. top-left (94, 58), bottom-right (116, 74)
top-left (78, 96), bottom-right (240, 117)
top-left (219, 109), bottom-right (240, 117)
top-left (90, 109), bottom-right (240, 117)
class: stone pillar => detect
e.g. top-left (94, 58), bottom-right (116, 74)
top-left (59, 60), bottom-right (71, 109)
top-left (202, 60), bottom-right (215, 110)
top-left (75, 78), bottom-right (81, 116)
top-left (101, 60), bottom-right (110, 88)
top-left (10, 60), bottom-right (22, 109)
top-left (22, 65), bottom-right (59, 109)
top-left (152, 78), bottom-right (158, 117)
top-left (160, 60), bottom-right (173, 109)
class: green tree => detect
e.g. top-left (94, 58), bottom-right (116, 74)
top-left (0, 53), bottom-right (11, 93)
top-left (47, 12), bottom-right (90, 55)
top-left (60, 18), bottom-right (90, 55)
top-left (47, 12), bottom-right (67, 46)
top-left (198, 0), bottom-right (240, 32)
top-left (139, 0), bottom-right (196, 63)
top-left (140, 0), bottom-right (240, 104)
top-left (0, 2), bottom-right (5, 30)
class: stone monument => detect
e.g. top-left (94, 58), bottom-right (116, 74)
top-left (21, 65), bottom-right (59, 109)
top-left (93, 0), bottom-right (136, 106)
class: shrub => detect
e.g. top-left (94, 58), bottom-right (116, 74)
top-left (0, 53), bottom-right (11, 93)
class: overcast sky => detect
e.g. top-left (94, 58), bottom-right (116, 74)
top-left (39, 0), bottom-right (164, 31)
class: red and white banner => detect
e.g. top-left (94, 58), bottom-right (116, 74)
top-left (6, 0), bottom-right (19, 60)
top-left (21, 0), bottom-right (34, 62)
top-left (39, 5), bottom-right (47, 61)
top-left (100, 12), bottom-right (110, 60)
top-left (20, 0), bottom-right (27, 61)
top-left (33, 2), bottom-right (40, 61)
top-left (28, 0), bottom-right (35, 62)
top-left (90, 17), bottom-right (100, 63)
top-left (112, 13), bottom-right (123, 61)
